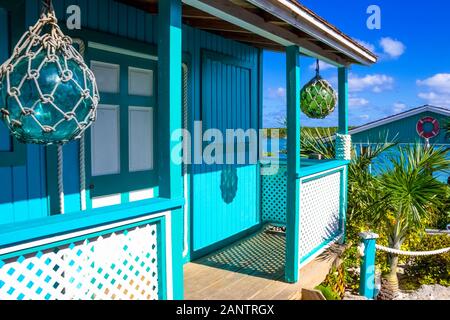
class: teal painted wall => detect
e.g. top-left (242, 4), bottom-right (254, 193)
top-left (0, 4), bottom-right (48, 224)
top-left (352, 111), bottom-right (449, 145)
top-left (352, 110), bottom-right (449, 182)
top-left (192, 49), bottom-right (259, 252)
top-left (0, 0), bottom-right (261, 256)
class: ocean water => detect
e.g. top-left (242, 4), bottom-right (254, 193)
top-left (263, 138), bottom-right (448, 183)
top-left (262, 138), bottom-right (287, 159)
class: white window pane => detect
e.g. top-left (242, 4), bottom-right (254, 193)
top-left (129, 67), bottom-right (153, 96)
top-left (91, 105), bottom-right (120, 176)
top-left (129, 106), bottom-right (153, 172)
top-left (91, 194), bottom-right (121, 209)
top-left (129, 188), bottom-right (154, 202)
top-left (91, 61), bottom-right (120, 93)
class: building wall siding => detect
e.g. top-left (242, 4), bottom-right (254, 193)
top-left (352, 111), bottom-right (449, 145)
top-left (1, 0), bottom-right (261, 255)
top-left (0, 5), bottom-right (48, 224)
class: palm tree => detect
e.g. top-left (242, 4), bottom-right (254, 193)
top-left (372, 144), bottom-right (450, 295)
top-left (300, 128), bottom-right (397, 230)
top-left (300, 127), bottom-right (336, 159)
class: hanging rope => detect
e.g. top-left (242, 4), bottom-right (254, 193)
top-left (315, 59), bottom-right (320, 77)
top-left (0, 0), bottom-right (99, 145)
top-left (72, 38), bottom-right (87, 211)
top-left (182, 63), bottom-right (189, 258)
top-left (41, 0), bottom-right (54, 15)
top-left (57, 145), bottom-right (64, 214)
top-left (376, 244), bottom-right (450, 256)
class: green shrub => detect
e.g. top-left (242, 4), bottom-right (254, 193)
top-left (403, 234), bottom-right (450, 287)
top-left (315, 285), bottom-right (341, 300)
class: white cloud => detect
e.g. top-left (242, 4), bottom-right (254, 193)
top-left (417, 73), bottom-right (450, 107)
top-left (354, 39), bottom-right (376, 53)
top-left (417, 73), bottom-right (450, 93)
top-left (359, 114), bottom-right (370, 120)
top-left (393, 102), bottom-right (407, 113)
top-left (349, 97), bottom-right (369, 107)
top-left (417, 92), bottom-right (450, 107)
top-left (348, 73), bottom-right (394, 93)
top-left (379, 37), bottom-right (406, 59)
top-left (266, 87), bottom-right (286, 99)
top-left (309, 60), bottom-right (334, 72)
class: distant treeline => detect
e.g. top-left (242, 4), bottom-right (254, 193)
top-left (263, 127), bottom-right (347, 138)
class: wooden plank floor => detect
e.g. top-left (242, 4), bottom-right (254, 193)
top-left (184, 229), bottom-right (341, 300)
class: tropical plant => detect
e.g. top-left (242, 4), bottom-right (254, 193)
top-left (302, 130), bottom-right (450, 296)
top-left (404, 234), bottom-right (450, 287)
top-left (370, 144), bottom-right (450, 294)
top-left (300, 127), bottom-right (336, 159)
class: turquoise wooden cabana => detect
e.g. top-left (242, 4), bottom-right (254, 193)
top-left (0, 0), bottom-right (376, 300)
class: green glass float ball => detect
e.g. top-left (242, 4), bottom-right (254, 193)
top-left (0, 51), bottom-right (98, 145)
top-left (300, 76), bottom-right (337, 119)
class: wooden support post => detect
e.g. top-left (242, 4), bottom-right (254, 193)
top-left (338, 67), bottom-right (349, 135)
top-left (359, 232), bottom-right (379, 299)
top-left (285, 45), bottom-right (301, 283)
top-left (158, 0), bottom-right (184, 300)
top-left (337, 67), bottom-right (349, 243)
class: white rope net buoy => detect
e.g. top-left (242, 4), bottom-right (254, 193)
top-left (336, 133), bottom-right (351, 161)
top-left (0, 3), bottom-right (99, 145)
top-left (376, 244), bottom-right (450, 257)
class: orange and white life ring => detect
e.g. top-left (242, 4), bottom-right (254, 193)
top-left (416, 117), bottom-right (440, 139)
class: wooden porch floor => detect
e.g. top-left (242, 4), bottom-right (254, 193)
top-left (184, 228), bottom-right (342, 300)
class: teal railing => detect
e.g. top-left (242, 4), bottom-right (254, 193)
top-left (0, 198), bottom-right (183, 300)
top-left (260, 159), bottom-right (349, 266)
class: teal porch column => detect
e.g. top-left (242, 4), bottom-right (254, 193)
top-left (359, 232), bottom-right (379, 299)
top-left (337, 67), bottom-right (350, 244)
top-left (158, 0), bottom-right (184, 300)
top-left (285, 46), bottom-right (301, 283)
top-left (338, 67), bottom-right (349, 135)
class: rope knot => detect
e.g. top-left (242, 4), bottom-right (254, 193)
top-left (42, 125), bottom-right (55, 133)
top-left (8, 87), bottom-right (21, 98)
top-left (21, 108), bottom-right (35, 116)
top-left (40, 94), bottom-right (54, 104)
top-left (60, 70), bottom-right (73, 82)
top-left (64, 112), bottom-right (75, 121)
top-left (0, 108), bottom-right (10, 117)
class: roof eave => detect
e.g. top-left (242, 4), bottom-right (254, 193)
top-left (246, 0), bottom-right (377, 66)
top-left (349, 105), bottom-right (450, 135)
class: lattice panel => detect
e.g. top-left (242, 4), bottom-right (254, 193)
top-left (0, 224), bottom-right (159, 300)
top-left (299, 171), bottom-right (342, 260)
top-left (261, 165), bottom-right (287, 224)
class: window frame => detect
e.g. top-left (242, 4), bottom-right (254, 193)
top-left (85, 47), bottom-right (158, 200)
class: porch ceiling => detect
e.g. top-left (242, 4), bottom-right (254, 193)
top-left (118, 0), bottom-right (377, 66)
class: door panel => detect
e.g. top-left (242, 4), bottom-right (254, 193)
top-left (192, 51), bottom-right (259, 253)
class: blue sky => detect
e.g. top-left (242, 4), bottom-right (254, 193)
top-left (263, 0), bottom-right (450, 128)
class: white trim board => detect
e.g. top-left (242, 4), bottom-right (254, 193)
top-left (349, 105), bottom-right (450, 135)
top-left (88, 42), bottom-right (158, 61)
top-left (247, 0), bottom-right (376, 65)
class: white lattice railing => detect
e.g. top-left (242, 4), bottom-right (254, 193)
top-left (260, 161), bottom-right (347, 266)
top-left (0, 213), bottom-right (171, 300)
top-left (299, 167), bottom-right (346, 265)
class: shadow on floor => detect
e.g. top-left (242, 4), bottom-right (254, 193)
top-left (193, 228), bottom-right (286, 280)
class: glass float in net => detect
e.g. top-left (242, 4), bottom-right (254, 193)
top-left (0, 10), bottom-right (99, 145)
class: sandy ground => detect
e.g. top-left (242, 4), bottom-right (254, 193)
top-left (396, 285), bottom-right (450, 300)
top-left (344, 285), bottom-right (450, 300)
